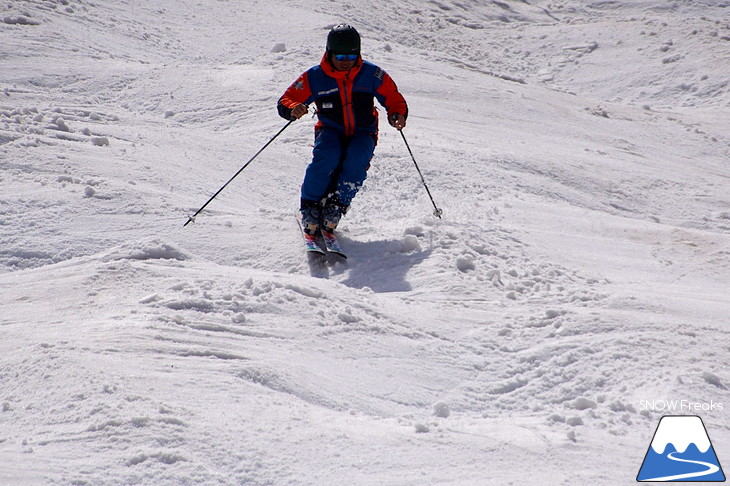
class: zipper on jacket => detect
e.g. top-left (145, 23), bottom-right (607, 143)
top-left (342, 71), bottom-right (355, 136)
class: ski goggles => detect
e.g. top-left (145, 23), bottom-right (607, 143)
top-left (333, 54), bottom-right (358, 61)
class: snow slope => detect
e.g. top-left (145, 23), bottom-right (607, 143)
top-left (1, 1), bottom-right (729, 484)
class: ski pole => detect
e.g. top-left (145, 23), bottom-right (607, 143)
top-left (399, 130), bottom-right (443, 219)
top-left (184, 119), bottom-right (294, 227)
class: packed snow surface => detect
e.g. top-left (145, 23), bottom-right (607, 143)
top-left (1, 0), bottom-right (729, 485)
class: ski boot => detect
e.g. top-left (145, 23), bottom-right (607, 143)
top-left (299, 200), bottom-right (322, 236)
top-left (322, 198), bottom-right (348, 233)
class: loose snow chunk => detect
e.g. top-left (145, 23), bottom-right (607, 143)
top-left (701, 371), bottom-right (724, 388)
top-left (126, 451), bottom-right (186, 466)
top-left (456, 254), bottom-right (475, 272)
top-left (400, 235), bottom-right (421, 253)
top-left (414, 423), bottom-right (430, 433)
top-left (432, 401), bottom-right (451, 418)
top-left (566, 416), bottom-right (584, 426)
top-left (285, 284), bottom-right (323, 299)
top-left (572, 398), bottom-right (598, 410)
top-left (338, 308), bottom-right (359, 323)
top-left (52, 116), bottom-right (71, 132)
top-left (2, 15), bottom-right (41, 26)
top-left (104, 239), bottom-right (189, 262)
top-left (138, 293), bottom-right (160, 304)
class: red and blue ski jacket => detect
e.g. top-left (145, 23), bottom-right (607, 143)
top-left (278, 53), bottom-right (408, 137)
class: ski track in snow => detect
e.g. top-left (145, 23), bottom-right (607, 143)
top-left (1, 1), bottom-right (729, 485)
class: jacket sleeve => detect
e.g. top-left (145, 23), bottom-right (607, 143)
top-left (376, 72), bottom-right (408, 125)
top-left (277, 72), bottom-right (313, 120)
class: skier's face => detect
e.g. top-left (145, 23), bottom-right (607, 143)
top-left (331, 54), bottom-right (357, 71)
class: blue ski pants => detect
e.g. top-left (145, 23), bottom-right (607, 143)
top-left (300, 127), bottom-right (376, 207)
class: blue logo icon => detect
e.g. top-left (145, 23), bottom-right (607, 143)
top-left (637, 415), bottom-right (726, 482)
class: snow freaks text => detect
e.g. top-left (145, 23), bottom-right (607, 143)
top-left (639, 400), bottom-right (724, 412)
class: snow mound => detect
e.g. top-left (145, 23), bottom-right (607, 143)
top-left (103, 239), bottom-right (190, 262)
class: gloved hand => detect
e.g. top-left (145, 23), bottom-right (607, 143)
top-left (390, 113), bottom-right (406, 130)
top-left (290, 104), bottom-right (309, 120)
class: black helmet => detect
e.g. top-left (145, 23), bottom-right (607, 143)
top-left (326, 24), bottom-right (360, 55)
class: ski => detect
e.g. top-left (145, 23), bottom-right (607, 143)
top-left (296, 215), bottom-right (328, 275)
top-left (295, 214), bottom-right (347, 271)
top-left (321, 230), bottom-right (347, 261)
top-left (302, 231), bottom-right (325, 256)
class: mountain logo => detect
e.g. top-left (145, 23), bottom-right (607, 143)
top-left (637, 415), bottom-right (726, 482)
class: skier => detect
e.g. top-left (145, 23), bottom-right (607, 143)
top-left (278, 24), bottom-right (408, 237)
